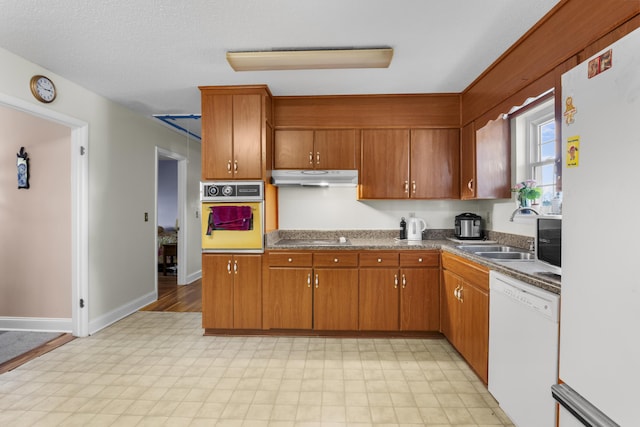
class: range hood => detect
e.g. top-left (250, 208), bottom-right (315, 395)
top-left (271, 169), bottom-right (358, 187)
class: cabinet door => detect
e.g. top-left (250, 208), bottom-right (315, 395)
top-left (475, 116), bottom-right (511, 199)
top-left (266, 268), bottom-right (313, 329)
top-left (202, 254), bottom-right (234, 329)
top-left (314, 129), bottom-right (357, 169)
top-left (400, 267), bottom-right (440, 331)
top-left (440, 270), bottom-right (462, 350)
top-left (232, 94), bottom-right (263, 179)
top-left (360, 129), bottom-right (410, 199)
top-left (460, 282), bottom-right (489, 383)
top-left (233, 255), bottom-right (263, 329)
top-left (359, 268), bottom-right (399, 330)
top-left (313, 268), bottom-right (359, 330)
top-left (460, 122), bottom-right (476, 199)
top-left (410, 129), bottom-right (460, 199)
top-left (201, 94), bottom-right (233, 180)
top-left (274, 130), bottom-right (314, 169)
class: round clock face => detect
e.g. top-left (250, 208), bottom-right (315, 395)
top-left (30, 75), bottom-right (56, 103)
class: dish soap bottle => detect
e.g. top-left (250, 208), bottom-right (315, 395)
top-left (400, 217), bottom-right (407, 240)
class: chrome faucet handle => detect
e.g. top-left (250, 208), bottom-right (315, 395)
top-left (509, 206), bottom-right (540, 222)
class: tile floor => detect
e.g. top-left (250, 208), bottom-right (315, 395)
top-left (0, 312), bottom-right (514, 426)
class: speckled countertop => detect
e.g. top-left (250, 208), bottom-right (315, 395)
top-left (266, 229), bottom-right (561, 295)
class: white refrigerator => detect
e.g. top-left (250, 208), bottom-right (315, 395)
top-left (555, 26), bottom-right (640, 426)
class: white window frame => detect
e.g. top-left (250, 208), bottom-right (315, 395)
top-left (511, 95), bottom-right (557, 204)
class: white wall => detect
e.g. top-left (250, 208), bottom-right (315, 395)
top-left (0, 46), bottom-right (202, 333)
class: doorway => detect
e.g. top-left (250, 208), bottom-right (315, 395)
top-left (155, 147), bottom-right (187, 289)
top-left (0, 93), bottom-right (89, 337)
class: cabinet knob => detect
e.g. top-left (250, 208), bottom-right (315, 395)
top-left (377, 258), bottom-right (382, 263)
top-left (288, 258), bottom-right (293, 263)
top-left (418, 258), bottom-right (423, 263)
top-left (334, 258), bottom-right (339, 263)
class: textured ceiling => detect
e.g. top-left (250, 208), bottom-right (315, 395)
top-left (0, 0), bottom-right (560, 128)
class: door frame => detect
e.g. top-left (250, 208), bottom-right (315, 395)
top-left (155, 147), bottom-right (188, 286)
top-left (0, 93), bottom-right (89, 337)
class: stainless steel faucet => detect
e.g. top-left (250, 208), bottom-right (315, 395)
top-left (509, 206), bottom-right (540, 222)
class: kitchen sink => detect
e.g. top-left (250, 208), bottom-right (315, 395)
top-left (456, 244), bottom-right (534, 261)
top-left (456, 245), bottom-right (527, 253)
top-left (274, 238), bottom-right (351, 246)
top-left (474, 251), bottom-right (535, 261)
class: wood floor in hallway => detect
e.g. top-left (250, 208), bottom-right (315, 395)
top-left (140, 274), bottom-right (202, 312)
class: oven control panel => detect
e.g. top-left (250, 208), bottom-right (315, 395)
top-left (201, 181), bottom-right (264, 201)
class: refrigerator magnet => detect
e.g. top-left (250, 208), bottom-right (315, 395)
top-left (566, 136), bottom-right (580, 168)
top-left (564, 96), bottom-right (577, 125)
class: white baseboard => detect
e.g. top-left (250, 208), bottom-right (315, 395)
top-left (88, 291), bottom-right (157, 335)
top-left (184, 269), bottom-right (202, 285)
top-left (0, 317), bottom-right (72, 333)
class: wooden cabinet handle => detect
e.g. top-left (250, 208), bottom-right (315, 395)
top-left (394, 274), bottom-right (398, 289)
top-left (227, 160), bottom-right (232, 173)
top-left (227, 260), bottom-right (232, 274)
top-left (404, 181), bottom-right (409, 193)
top-left (467, 179), bottom-right (474, 191)
top-left (233, 260), bottom-right (238, 274)
top-left (233, 160), bottom-right (238, 173)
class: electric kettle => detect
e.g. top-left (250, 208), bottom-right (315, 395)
top-left (407, 216), bottom-right (427, 241)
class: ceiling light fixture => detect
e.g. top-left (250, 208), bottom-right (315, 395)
top-left (226, 47), bottom-right (393, 71)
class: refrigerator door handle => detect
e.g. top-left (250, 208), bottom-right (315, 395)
top-left (551, 383), bottom-right (620, 427)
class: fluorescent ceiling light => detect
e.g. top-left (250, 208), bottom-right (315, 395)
top-left (226, 48), bottom-right (393, 71)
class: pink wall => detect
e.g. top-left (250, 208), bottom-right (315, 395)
top-left (0, 105), bottom-right (72, 318)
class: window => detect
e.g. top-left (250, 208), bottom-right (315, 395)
top-left (511, 95), bottom-right (558, 204)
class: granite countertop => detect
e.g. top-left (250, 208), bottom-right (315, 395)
top-left (266, 229), bottom-right (561, 295)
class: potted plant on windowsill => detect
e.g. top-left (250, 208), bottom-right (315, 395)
top-left (512, 180), bottom-right (542, 211)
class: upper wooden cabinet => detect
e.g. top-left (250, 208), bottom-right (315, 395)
top-left (200, 85), bottom-right (273, 180)
top-left (360, 128), bottom-right (460, 199)
top-left (274, 129), bottom-right (357, 170)
top-left (460, 117), bottom-right (511, 199)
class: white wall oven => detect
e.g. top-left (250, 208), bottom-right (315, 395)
top-left (200, 181), bottom-right (264, 253)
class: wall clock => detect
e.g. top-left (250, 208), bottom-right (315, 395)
top-left (30, 75), bottom-right (56, 103)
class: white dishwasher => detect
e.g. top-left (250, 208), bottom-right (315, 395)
top-left (488, 271), bottom-right (560, 427)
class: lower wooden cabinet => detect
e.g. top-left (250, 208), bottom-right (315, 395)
top-left (400, 252), bottom-right (440, 331)
top-left (202, 254), bottom-right (262, 330)
top-left (440, 252), bottom-right (489, 383)
top-left (265, 251), bottom-right (359, 330)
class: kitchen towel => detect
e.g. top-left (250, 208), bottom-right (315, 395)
top-left (207, 206), bottom-right (253, 234)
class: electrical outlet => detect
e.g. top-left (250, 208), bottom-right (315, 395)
top-left (485, 211), bottom-right (492, 226)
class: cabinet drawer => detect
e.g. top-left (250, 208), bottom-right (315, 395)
top-left (441, 252), bottom-right (489, 291)
top-left (359, 252), bottom-right (399, 267)
top-left (400, 251), bottom-right (439, 267)
top-left (268, 252), bottom-right (313, 267)
top-left (313, 252), bottom-right (358, 267)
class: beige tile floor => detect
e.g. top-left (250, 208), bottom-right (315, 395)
top-left (0, 312), bottom-right (514, 426)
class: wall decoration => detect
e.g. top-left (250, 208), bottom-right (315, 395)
top-left (17, 147), bottom-right (30, 189)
